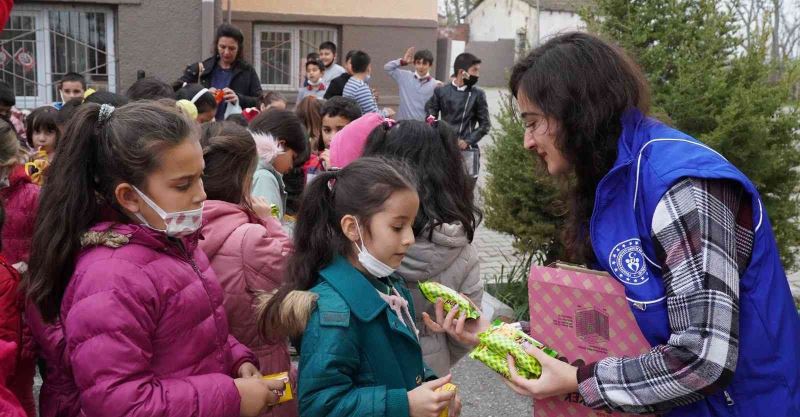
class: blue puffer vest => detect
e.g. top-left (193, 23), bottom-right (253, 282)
top-left (590, 109), bottom-right (800, 416)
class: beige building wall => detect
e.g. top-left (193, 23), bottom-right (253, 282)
top-left (231, 0), bottom-right (437, 21)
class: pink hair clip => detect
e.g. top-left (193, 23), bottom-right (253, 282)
top-left (426, 115), bottom-right (437, 126)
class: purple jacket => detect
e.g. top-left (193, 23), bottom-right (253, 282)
top-left (51, 222), bottom-right (255, 417)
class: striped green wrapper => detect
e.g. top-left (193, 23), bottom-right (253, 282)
top-left (469, 323), bottom-right (558, 380)
top-left (418, 281), bottom-right (480, 319)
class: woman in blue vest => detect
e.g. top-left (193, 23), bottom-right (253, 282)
top-left (424, 32), bottom-right (800, 416)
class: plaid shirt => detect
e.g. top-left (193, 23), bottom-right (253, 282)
top-left (577, 177), bottom-right (753, 414)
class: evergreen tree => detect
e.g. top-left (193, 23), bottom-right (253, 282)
top-left (482, 96), bottom-right (563, 263)
top-left (583, 0), bottom-right (800, 268)
top-left (483, 0), bottom-right (800, 268)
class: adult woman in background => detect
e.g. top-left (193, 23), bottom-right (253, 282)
top-left (179, 24), bottom-right (262, 121)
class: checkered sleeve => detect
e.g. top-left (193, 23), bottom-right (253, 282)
top-left (576, 177), bottom-right (752, 414)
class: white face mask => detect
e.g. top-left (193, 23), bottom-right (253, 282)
top-left (132, 186), bottom-right (204, 238)
top-left (353, 218), bottom-right (396, 278)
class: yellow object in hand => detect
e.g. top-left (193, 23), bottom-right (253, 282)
top-left (435, 383), bottom-right (458, 417)
top-left (262, 372), bottom-right (293, 404)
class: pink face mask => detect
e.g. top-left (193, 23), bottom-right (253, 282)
top-left (132, 186), bottom-right (204, 238)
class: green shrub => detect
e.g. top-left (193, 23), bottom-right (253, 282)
top-left (485, 252), bottom-right (536, 321)
top-left (482, 95), bottom-right (563, 264)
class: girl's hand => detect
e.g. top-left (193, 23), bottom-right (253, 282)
top-left (407, 374), bottom-right (456, 417)
top-left (223, 87), bottom-right (238, 103)
top-left (237, 362), bottom-right (262, 378)
top-left (251, 196), bottom-right (273, 220)
top-left (503, 343), bottom-right (579, 399)
top-left (320, 149), bottom-right (331, 166)
top-left (422, 298), bottom-right (490, 347)
top-left (234, 377), bottom-right (286, 417)
top-left (451, 393), bottom-right (462, 417)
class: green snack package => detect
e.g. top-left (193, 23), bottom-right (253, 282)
top-left (469, 322), bottom-right (558, 380)
top-left (270, 204), bottom-right (280, 219)
top-left (482, 322), bottom-right (559, 359)
top-left (418, 281), bottom-right (480, 319)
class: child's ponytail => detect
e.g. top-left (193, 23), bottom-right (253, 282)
top-left (26, 104), bottom-right (105, 321)
top-left (259, 158), bottom-right (417, 339)
top-left (26, 102), bottom-right (195, 322)
top-left (259, 169), bottom-right (341, 338)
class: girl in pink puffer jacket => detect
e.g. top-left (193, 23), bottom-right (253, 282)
top-left (24, 101), bottom-right (286, 417)
top-left (198, 122), bottom-right (297, 417)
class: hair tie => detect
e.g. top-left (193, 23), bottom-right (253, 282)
top-left (98, 104), bottom-right (115, 124)
top-left (382, 118), bottom-right (397, 129)
top-left (191, 88), bottom-right (209, 104)
top-left (175, 99), bottom-right (199, 120)
top-left (327, 168), bottom-right (341, 191)
top-left (426, 115), bottom-right (438, 127)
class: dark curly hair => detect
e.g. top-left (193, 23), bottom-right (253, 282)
top-left (363, 120), bottom-right (481, 242)
top-left (509, 32), bottom-right (650, 264)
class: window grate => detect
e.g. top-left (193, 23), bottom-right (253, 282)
top-left (254, 25), bottom-right (337, 91)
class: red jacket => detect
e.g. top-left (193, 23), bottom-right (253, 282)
top-left (0, 165), bottom-right (40, 265)
top-left (0, 339), bottom-right (27, 417)
top-left (0, 256), bottom-right (35, 416)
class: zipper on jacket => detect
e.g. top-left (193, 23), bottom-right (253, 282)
top-left (458, 91), bottom-right (472, 140)
top-left (178, 245), bottom-right (204, 280)
top-left (723, 390), bottom-right (735, 406)
top-left (632, 302), bottom-right (646, 311)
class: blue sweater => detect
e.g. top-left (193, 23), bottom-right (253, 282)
top-left (384, 59), bottom-right (439, 121)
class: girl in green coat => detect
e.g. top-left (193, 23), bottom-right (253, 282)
top-left (260, 157), bottom-right (462, 417)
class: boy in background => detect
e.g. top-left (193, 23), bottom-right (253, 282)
top-left (425, 52), bottom-right (490, 151)
top-left (384, 47), bottom-right (440, 121)
top-left (319, 41), bottom-right (346, 86)
top-left (53, 72), bottom-right (86, 110)
top-left (296, 59), bottom-right (326, 103)
top-left (343, 51), bottom-right (394, 117)
top-left (324, 50), bottom-right (355, 99)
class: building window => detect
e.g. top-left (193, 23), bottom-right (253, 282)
top-left (0, 5), bottom-right (116, 109)
top-left (254, 25), bottom-right (337, 91)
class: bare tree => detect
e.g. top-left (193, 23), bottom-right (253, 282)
top-left (439, 0), bottom-right (478, 24)
top-left (732, 0), bottom-right (800, 61)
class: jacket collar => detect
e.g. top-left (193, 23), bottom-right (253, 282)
top-left (613, 108), bottom-right (656, 169)
top-left (203, 56), bottom-right (247, 78)
top-left (87, 221), bottom-right (202, 255)
top-left (319, 256), bottom-right (388, 322)
top-left (451, 80), bottom-right (468, 91)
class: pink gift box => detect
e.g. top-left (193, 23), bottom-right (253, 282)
top-left (528, 263), bottom-right (654, 417)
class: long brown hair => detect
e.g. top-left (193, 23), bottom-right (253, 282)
top-left (295, 96), bottom-right (322, 151)
top-left (25, 102), bottom-right (196, 322)
top-left (509, 32), bottom-right (650, 264)
top-left (199, 121), bottom-right (258, 214)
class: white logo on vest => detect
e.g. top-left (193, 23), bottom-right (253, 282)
top-left (609, 238), bottom-right (650, 285)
